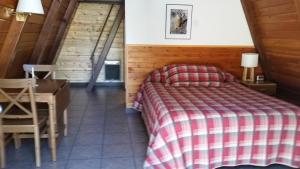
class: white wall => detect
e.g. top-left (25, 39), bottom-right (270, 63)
top-left (125, 0), bottom-right (253, 46)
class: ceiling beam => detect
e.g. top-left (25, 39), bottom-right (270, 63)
top-left (51, 0), bottom-right (79, 64)
top-left (0, 17), bottom-right (26, 78)
top-left (78, 0), bottom-right (123, 4)
top-left (30, 0), bottom-right (61, 64)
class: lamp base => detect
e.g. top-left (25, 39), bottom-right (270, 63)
top-left (242, 67), bottom-right (255, 82)
top-left (16, 13), bottom-right (28, 22)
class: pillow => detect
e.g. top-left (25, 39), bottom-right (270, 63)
top-left (166, 72), bottom-right (224, 87)
top-left (145, 64), bottom-right (234, 87)
top-left (162, 65), bottom-right (225, 87)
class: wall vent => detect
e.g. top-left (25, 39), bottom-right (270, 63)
top-left (104, 60), bottom-right (120, 81)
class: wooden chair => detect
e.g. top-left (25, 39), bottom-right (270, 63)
top-left (23, 64), bottom-right (56, 79)
top-left (0, 79), bottom-right (48, 168)
top-left (23, 64), bottom-right (69, 137)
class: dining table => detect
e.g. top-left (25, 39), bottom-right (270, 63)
top-left (0, 79), bottom-right (70, 161)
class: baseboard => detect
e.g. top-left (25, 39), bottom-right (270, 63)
top-left (70, 82), bottom-right (124, 88)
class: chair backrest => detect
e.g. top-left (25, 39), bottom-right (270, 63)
top-left (23, 64), bottom-right (56, 79)
top-left (0, 79), bottom-right (38, 125)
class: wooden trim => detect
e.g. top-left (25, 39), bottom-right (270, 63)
top-left (30, 0), bottom-right (61, 64)
top-left (241, 0), bottom-right (270, 80)
top-left (51, 0), bottom-right (79, 64)
top-left (0, 17), bottom-right (26, 78)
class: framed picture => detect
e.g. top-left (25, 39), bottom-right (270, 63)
top-left (165, 4), bottom-right (193, 39)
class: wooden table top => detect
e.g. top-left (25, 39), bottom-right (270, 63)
top-left (34, 79), bottom-right (67, 94)
top-left (0, 79), bottom-right (67, 95)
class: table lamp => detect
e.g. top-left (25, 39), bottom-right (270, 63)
top-left (3, 0), bottom-right (45, 22)
top-left (241, 53), bottom-right (259, 82)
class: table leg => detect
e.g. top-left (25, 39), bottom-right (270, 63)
top-left (48, 103), bottom-right (57, 161)
top-left (63, 109), bottom-right (68, 136)
top-left (0, 125), bottom-right (5, 168)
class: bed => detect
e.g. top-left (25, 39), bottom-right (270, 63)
top-left (133, 64), bottom-right (300, 169)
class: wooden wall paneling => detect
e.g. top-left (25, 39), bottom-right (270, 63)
top-left (87, 5), bottom-right (124, 91)
top-left (125, 45), bottom-right (256, 107)
top-left (50, 0), bottom-right (79, 64)
top-left (242, 0), bottom-right (300, 104)
top-left (0, 18), bottom-right (26, 77)
top-left (0, 0), bottom-right (17, 8)
top-left (295, 0), bottom-right (300, 17)
top-left (241, 0), bottom-right (270, 79)
top-left (55, 3), bottom-right (124, 83)
top-left (30, 0), bottom-right (61, 64)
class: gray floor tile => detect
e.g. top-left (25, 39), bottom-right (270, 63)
top-left (78, 124), bottom-right (104, 134)
top-left (74, 133), bottom-right (103, 146)
top-left (6, 162), bottom-right (35, 169)
top-left (69, 145), bottom-right (102, 159)
top-left (6, 144), bottom-right (35, 164)
top-left (85, 110), bottom-right (106, 118)
top-left (66, 159), bottom-right (101, 169)
top-left (101, 158), bottom-right (135, 169)
top-left (134, 157), bottom-right (145, 169)
top-left (130, 131), bottom-right (149, 143)
top-left (81, 116), bottom-right (105, 125)
top-left (42, 147), bottom-right (72, 162)
top-left (102, 144), bottom-right (133, 158)
top-left (132, 143), bottom-right (147, 157)
top-left (104, 123), bottom-right (129, 133)
top-left (103, 133), bottom-right (130, 144)
top-left (37, 161), bottom-right (67, 169)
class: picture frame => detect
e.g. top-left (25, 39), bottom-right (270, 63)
top-left (165, 4), bottom-right (193, 40)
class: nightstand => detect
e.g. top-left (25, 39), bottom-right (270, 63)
top-left (241, 81), bottom-right (277, 96)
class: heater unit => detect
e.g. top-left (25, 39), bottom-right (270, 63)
top-left (104, 60), bottom-right (120, 81)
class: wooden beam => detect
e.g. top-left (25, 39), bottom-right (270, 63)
top-left (0, 17), bottom-right (26, 78)
top-left (51, 0), bottom-right (79, 64)
top-left (87, 6), bottom-right (124, 91)
top-left (78, 0), bottom-right (123, 4)
top-left (241, 0), bottom-right (271, 80)
top-left (30, 0), bottom-right (61, 64)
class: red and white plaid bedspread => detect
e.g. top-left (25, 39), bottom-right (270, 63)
top-left (138, 82), bottom-right (300, 169)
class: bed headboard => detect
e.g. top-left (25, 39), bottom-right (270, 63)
top-left (125, 45), bottom-right (259, 107)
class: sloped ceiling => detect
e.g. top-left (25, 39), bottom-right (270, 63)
top-left (242, 0), bottom-right (300, 103)
top-left (0, 0), bottom-right (78, 78)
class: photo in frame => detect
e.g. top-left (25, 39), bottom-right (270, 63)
top-left (165, 4), bottom-right (193, 39)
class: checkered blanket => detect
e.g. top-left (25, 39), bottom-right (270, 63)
top-left (136, 82), bottom-right (300, 169)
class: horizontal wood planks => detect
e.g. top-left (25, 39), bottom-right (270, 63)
top-left (125, 45), bottom-right (256, 107)
top-left (242, 0), bottom-right (300, 104)
top-left (55, 3), bottom-right (124, 83)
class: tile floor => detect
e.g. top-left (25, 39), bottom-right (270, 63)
top-left (3, 87), bottom-right (294, 169)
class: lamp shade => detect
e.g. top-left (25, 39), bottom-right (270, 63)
top-left (16, 0), bottom-right (44, 14)
top-left (241, 53), bottom-right (259, 67)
